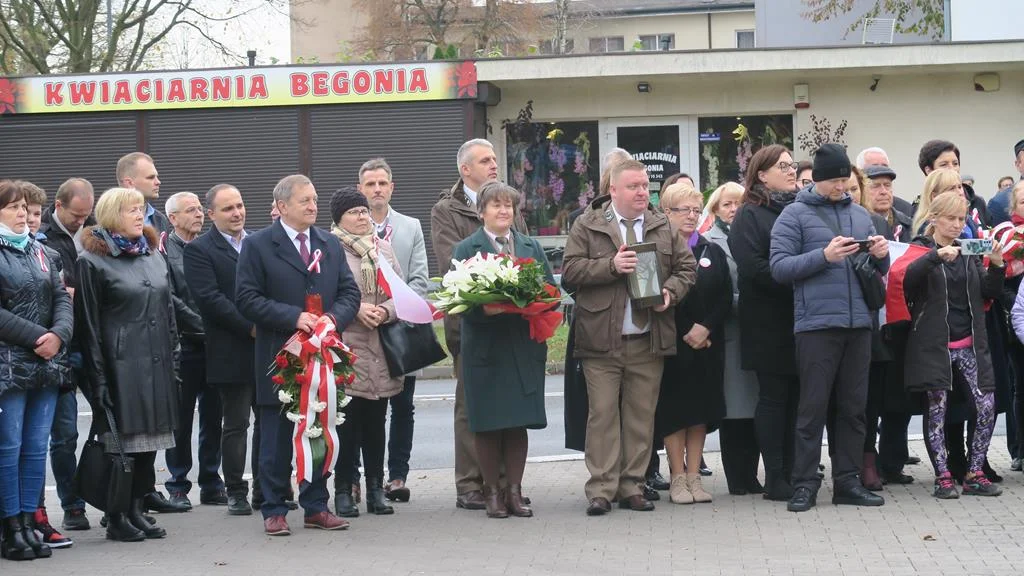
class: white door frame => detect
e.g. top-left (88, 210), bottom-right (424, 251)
top-left (599, 116), bottom-right (699, 190)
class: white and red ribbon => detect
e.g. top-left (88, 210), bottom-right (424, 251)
top-left (307, 248), bottom-right (323, 274)
top-left (290, 316), bottom-right (345, 483)
top-left (36, 247), bottom-right (48, 272)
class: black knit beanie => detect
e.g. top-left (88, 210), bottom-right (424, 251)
top-left (329, 186), bottom-right (369, 224)
top-left (812, 143), bottom-right (852, 182)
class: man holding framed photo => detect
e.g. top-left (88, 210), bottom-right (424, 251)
top-left (562, 159), bottom-right (696, 516)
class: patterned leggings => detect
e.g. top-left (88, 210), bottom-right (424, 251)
top-left (924, 348), bottom-right (996, 478)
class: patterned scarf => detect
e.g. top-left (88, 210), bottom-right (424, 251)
top-left (95, 228), bottom-right (149, 256)
top-left (769, 190), bottom-right (798, 207)
top-left (332, 225), bottom-right (380, 296)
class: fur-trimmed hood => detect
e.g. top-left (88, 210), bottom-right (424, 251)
top-left (81, 225), bottom-right (160, 257)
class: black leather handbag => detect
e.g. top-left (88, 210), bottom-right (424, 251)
top-left (74, 407), bottom-right (134, 513)
top-left (378, 320), bottom-right (447, 378)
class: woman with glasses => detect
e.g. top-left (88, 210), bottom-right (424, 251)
top-left (328, 187), bottom-right (404, 518)
top-left (656, 182), bottom-right (729, 504)
top-left (728, 145), bottom-right (801, 501)
top-left (77, 188), bottom-right (178, 542)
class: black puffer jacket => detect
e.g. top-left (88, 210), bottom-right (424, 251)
top-left (0, 236), bottom-right (74, 396)
top-left (76, 226), bottom-right (179, 436)
top-left (903, 235), bottom-right (1004, 393)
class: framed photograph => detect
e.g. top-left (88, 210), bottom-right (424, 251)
top-left (626, 242), bottom-right (664, 308)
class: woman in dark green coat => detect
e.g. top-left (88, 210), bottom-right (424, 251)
top-left (454, 182), bottom-right (553, 520)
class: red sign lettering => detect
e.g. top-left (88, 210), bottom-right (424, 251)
top-left (68, 82), bottom-right (96, 105)
top-left (291, 73), bottom-right (309, 97)
top-left (44, 83), bottom-right (64, 106)
top-left (191, 78), bottom-right (209, 100)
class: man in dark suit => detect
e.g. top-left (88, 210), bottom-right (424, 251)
top-left (184, 184), bottom-right (263, 516)
top-left (236, 174), bottom-right (361, 536)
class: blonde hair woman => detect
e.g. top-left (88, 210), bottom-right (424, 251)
top-left (78, 187), bottom-right (178, 542)
top-left (656, 182), bottom-right (730, 504)
top-left (913, 169), bottom-right (967, 236)
top-left (903, 192), bottom-right (1005, 498)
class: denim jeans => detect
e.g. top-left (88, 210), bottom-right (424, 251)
top-left (39, 391), bottom-right (86, 511)
top-left (0, 386), bottom-right (59, 517)
top-left (165, 346), bottom-right (224, 495)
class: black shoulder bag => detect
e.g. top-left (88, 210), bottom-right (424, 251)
top-left (813, 206), bottom-right (887, 311)
top-left (74, 406), bottom-right (134, 513)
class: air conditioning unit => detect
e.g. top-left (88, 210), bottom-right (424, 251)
top-left (862, 18), bottom-right (895, 44)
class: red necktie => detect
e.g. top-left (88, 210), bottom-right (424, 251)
top-left (297, 232), bottom-right (310, 266)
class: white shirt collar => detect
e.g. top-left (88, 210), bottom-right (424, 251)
top-left (279, 220), bottom-right (308, 242)
top-left (463, 184), bottom-right (478, 206)
top-left (219, 228), bottom-right (248, 252)
top-left (610, 204), bottom-right (644, 227)
top-left (483, 227), bottom-right (511, 248)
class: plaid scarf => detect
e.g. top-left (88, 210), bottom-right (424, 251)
top-left (332, 225), bottom-right (380, 296)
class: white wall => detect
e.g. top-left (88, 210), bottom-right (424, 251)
top-left (950, 0), bottom-right (1024, 41)
top-left (488, 70), bottom-right (1024, 202)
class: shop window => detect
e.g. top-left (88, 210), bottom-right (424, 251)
top-left (697, 115), bottom-right (793, 192)
top-left (589, 36), bottom-right (625, 53)
top-left (506, 120), bottom-right (600, 237)
top-left (736, 30), bottom-right (755, 49)
top-left (638, 34), bottom-right (675, 51)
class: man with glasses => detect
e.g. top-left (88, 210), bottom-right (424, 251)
top-left (161, 192), bottom-right (227, 509)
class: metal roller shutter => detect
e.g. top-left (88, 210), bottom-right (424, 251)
top-left (146, 107), bottom-right (300, 232)
top-left (309, 100), bottom-right (470, 275)
top-left (0, 112), bottom-right (137, 199)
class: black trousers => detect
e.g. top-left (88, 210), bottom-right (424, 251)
top-left (863, 362), bottom-right (886, 454)
top-left (878, 411), bottom-right (912, 475)
top-left (793, 328), bottom-right (872, 492)
top-left (337, 396), bottom-right (389, 484)
top-left (754, 371), bottom-right (799, 480)
top-left (387, 375), bottom-right (417, 482)
top-left (218, 379), bottom-right (256, 497)
top-left (1007, 340), bottom-right (1024, 459)
top-left (131, 451), bottom-right (158, 498)
top-left (165, 346), bottom-right (223, 495)
top-left (719, 418), bottom-right (760, 491)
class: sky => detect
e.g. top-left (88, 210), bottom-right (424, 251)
top-left (149, 0), bottom-right (292, 69)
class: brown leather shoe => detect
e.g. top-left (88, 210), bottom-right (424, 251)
top-left (263, 515), bottom-right (291, 536)
top-left (505, 485), bottom-right (533, 518)
top-left (455, 490), bottom-right (486, 510)
top-left (384, 479), bottom-right (411, 502)
top-left (483, 486), bottom-right (508, 519)
top-left (586, 497), bottom-right (611, 516)
top-left (617, 494), bottom-right (655, 511)
top-left (303, 511), bottom-right (350, 531)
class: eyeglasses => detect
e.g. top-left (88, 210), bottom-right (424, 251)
top-left (345, 208), bottom-right (370, 218)
top-left (665, 207), bottom-right (702, 216)
top-left (776, 162), bottom-right (799, 172)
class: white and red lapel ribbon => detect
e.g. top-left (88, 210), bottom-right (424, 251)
top-left (307, 249), bottom-right (323, 274)
top-left (36, 247), bottom-right (48, 272)
top-left (989, 221), bottom-right (1021, 256)
top-left (292, 316), bottom-right (343, 484)
top-left (158, 231), bottom-right (167, 254)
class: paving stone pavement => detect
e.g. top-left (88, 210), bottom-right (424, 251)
top-left (11, 440), bottom-right (1024, 576)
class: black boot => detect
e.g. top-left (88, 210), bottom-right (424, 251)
top-left (365, 478), bottom-right (394, 515)
top-left (19, 512), bottom-right (50, 558)
top-left (1, 516), bottom-right (35, 561)
top-left (128, 499), bottom-right (166, 539)
top-left (334, 482), bottom-right (359, 518)
top-left (763, 469), bottom-right (794, 501)
top-left (105, 513), bottom-right (145, 543)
